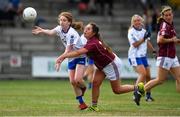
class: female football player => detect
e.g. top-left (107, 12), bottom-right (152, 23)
top-left (55, 22), bottom-right (145, 111)
top-left (32, 12), bottom-right (88, 110)
top-left (128, 14), bottom-right (156, 101)
top-left (138, 6), bottom-right (180, 104)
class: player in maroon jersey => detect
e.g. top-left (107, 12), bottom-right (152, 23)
top-left (55, 22), bottom-right (145, 110)
top-left (139, 6), bottom-right (180, 104)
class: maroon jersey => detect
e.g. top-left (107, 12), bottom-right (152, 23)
top-left (84, 36), bottom-right (115, 70)
top-left (158, 21), bottom-right (176, 58)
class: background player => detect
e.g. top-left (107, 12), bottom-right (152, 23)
top-left (128, 14), bottom-right (156, 101)
top-left (139, 6), bottom-right (180, 104)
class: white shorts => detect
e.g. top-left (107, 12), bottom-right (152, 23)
top-left (156, 56), bottom-right (180, 70)
top-left (102, 55), bottom-right (122, 81)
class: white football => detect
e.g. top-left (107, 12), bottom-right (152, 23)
top-left (23, 7), bottom-right (37, 21)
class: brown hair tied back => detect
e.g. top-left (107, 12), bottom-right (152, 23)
top-left (59, 12), bottom-right (84, 32)
top-left (157, 6), bottom-right (172, 32)
top-left (71, 21), bottom-right (84, 32)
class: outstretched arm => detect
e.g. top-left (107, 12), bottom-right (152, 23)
top-left (32, 26), bottom-right (56, 36)
top-left (55, 48), bottom-right (88, 71)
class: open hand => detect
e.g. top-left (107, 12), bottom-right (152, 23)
top-left (55, 56), bottom-right (65, 71)
top-left (32, 26), bottom-right (43, 35)
top-left (55, 62), bottom-right (61, 72)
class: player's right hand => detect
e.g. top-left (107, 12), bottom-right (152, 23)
top-left (55, 56), bottom-right (64, 71)
top-left (32, 26), bottom-right (43, 35)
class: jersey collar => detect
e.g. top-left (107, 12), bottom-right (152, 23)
top-left (62, 26), bottom-right (70, 34)
top-left (133, 26), bottom-right (142, 31)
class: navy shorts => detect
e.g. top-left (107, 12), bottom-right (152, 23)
top-left (68, 57), bottom-right (86, 70)
top-left (129, 56), bottom-right (149, 67)
top-left (88, 58), bottom-right (94, 65)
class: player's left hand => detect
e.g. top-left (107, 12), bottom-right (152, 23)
top-left (55, 56), bottom-right (65, 71)
top-left (55, 63), bottom-right (61, 71)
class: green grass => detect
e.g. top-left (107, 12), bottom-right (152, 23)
top-left (0, 79), bottom-right (180, 116)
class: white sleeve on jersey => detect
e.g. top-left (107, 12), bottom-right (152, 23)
top-left (66, 27), bottom-right (80, 46)
top-left (67, 33), bottom-right (78, 46)
top-left (52, 26), bottom-right (86, 61)
top-left (52, 26), bottom-right (80, 48)
top-left (80, 34), bottom-right (87, 45)
top-left (128, 29), bottom-right (139, 45)
top-left (52, 25), bottom-right (67, 46)
top-left (160, 22), bottom-right (167, 36)
top-left (128, 28), bottom-right (148, 58)
top-left (52, 25), bottom-right (61, 35)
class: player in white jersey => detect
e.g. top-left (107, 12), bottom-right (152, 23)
top-left (32, 12), bottom-right (88, 110)
top-left (128, 14), bottom-right (156, 101)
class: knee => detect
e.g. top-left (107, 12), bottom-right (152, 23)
top-left (75, 77), bottom-right (83, 84)
top-left (92, 80), bottom-right (100, 88)
top-left (112, 89), bottom-right (121, 94)
top-left (70, 80), bottom-right (77, 86)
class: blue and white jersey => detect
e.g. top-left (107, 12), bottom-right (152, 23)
top-left (53, 25), bottom-right (84, 49)
top-left (128, 27), bottom-right (150, 59)
top-left (80, 34), bottom-right (87, 45)
top-left (53, 25), bottom-right (86, 61)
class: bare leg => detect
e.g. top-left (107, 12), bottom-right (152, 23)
top-left (145, 67), bottom-right (151, 92)
top-left (75, 64), bottom-right (86, 89)
top-left (69, 70), bottom-right (82, 96)
top-left (145, 67), bottom-right (168, 91)
top-left (92, 69), bottom-right (105, 104)
top-left (86, 65), bottom-right (95, 83)
top-left (145, 67), bottom-right (154, 101)
top-left (134, 65), bottom-right (147, 85)
top-left (84, 65), bottom-right (95, 89)
top-left (110, 79), bottom-right (134, 94)
top-left (69, 68), bottom-right (88, 110)
top-left (170, 66), bottom-right (180, 93)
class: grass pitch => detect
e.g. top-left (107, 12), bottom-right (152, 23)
top-left (0, 79), bottom-right (180, 116)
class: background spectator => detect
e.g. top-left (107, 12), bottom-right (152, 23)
top-left (95, 0), bottom-right (114, 16)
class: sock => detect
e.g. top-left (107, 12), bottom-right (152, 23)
top-left (146, 92), bottom-right (151, 98)
top-left (88, 82), bottom-right (92, 89)
top-left (76, 96), bottom-right (84, 104)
